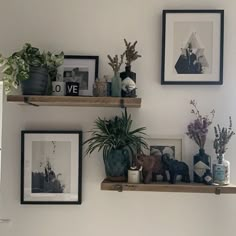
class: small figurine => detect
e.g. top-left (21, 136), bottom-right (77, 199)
top-left (162, 154), bottom-right (190, 184)
top-left (136, 154), bottom-right (167, 184)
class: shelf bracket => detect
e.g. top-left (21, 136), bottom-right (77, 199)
top-left (120, 99), bottom-right (125, 108)
top-left (24, 97), bottom-right (39, 107)
top-left (215, 187), bottom-right (221, 195)
top-left (113, 184), bottom-right (123, 192)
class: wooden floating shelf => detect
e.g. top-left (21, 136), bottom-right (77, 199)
top-left (101, 179), bottom-right (236, 195)
top-left (7, 95), bottom-right (142, 108)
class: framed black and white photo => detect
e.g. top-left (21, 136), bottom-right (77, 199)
top-left (161, 10), bottom-right (224, 85)
top-left (58, 55), bottom-right (99, 96)
top-left (145, 136), bottom-right (183, 161)
top-left (21, 131), bottom-right (82, 205)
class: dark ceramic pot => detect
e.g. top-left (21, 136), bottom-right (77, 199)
top-left (103, 149), bottom-right (130, 181)
top-left (21, 67), bottom-right (49, 95)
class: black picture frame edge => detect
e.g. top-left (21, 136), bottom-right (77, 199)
top-left (161, 9), bottom-right (224, 85)
top-left (21, 130), bottom-right (83, 205)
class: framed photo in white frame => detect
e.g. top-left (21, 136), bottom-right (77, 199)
top-left (21, 130), bottom-right (82, 205)
top-left (145, 136), bottom-right (183, 161)
top-left (161, 10), bottom-right (224, 85)
top-left (58, 55), bottom-right (99, 96)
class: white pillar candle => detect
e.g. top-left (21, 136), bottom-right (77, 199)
top-left (128, 169), bottom-right (140, 184)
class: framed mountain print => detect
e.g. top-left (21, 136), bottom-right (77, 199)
top-left (161, 10), bottom-right (224, 85)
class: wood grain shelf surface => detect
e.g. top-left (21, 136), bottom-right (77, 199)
top-left (7, 95), bottom-right (141, 108)
top-left (101, 179), bottom-right (236, 195)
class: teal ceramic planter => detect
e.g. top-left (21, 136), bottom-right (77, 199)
top-left (103, 149), bottom-right (130, 181)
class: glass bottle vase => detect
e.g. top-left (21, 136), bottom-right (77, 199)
top-left (120, 66), bottom-right (136, 97)
top-left (193, 148), bottom-right (211, 183)
top-left (111, 72), bottom-right (121, 97)
top-left (213, 154), bottom-right (230, 185)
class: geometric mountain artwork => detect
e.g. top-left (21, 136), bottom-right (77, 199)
top-left (175, 32), bottom-right (209, 74)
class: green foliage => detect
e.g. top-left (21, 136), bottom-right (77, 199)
top-left (84, 108), bottom-right (148, 158)
top-left (0, 43), bottom-right (64, 93)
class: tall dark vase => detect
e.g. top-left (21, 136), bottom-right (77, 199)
top-left (103, 149), bottom-right (130, 182)
top-left (21, 67), bottom-right (49, 95)
top-left (193, 148), bottom-right (211, 183)
top-left (120, 66), bottom-right (136, 97)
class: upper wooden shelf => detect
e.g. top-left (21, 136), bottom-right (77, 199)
top-left (101, 179), bottom-right (236, 195)
top-left (7, 95), bottom-right (142, 108)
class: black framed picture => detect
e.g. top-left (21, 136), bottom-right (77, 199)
top-left (58, 55), bottom-right (99, 96)
top-left (21, 130), bottom-right (82, 205)
top-left (161, 10), bottom-right (224, 85)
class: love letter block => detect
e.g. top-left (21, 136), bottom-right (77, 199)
top-left (66, 82), bottom-right (80, 96)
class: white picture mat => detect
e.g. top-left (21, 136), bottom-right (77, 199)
top-left (164, 13), bottom-right (221, 82)
top-left (145, 136), bottom-right (183, 161)
top-left (59, 58), bottom-right (96, 96)
top-left (24, 133), bottom-right (79, 202)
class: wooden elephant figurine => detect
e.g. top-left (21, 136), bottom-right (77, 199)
top-left (136, 154), bottom-right (167, 184)
top-left (162, 153), bottom-right (190, 184)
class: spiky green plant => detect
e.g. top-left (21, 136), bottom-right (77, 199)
top-left (84, 108), bottom-right (148, 159)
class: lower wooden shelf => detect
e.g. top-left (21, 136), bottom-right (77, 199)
top-left (101, 179), bottom-right (236, 195)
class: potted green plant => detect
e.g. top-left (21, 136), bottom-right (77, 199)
top-left (0, 43), bottom-right (64, 95)
top-left (84, 108), bottom-right (148, 181)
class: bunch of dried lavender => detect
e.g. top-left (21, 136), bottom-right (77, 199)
top-left (124, 39), bottom-right (141, 67)
top-left (107, 53), bottom-right (125, 74)
top-left (186, 100), bottom-right (215, 149)
top-left (213, 117), bottom-right (235, 157)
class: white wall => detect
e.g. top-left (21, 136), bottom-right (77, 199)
top-left (0, 0), bottom-right (236, 235)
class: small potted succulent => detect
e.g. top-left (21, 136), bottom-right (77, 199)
top-left (186, 100), bottom-right (215, 183)
top-left (120, 39), bottom-right (141, 97)
top-left (84, 108), bottom-right (148, 181)
top-left (0, 43), bottom-right (64, 95)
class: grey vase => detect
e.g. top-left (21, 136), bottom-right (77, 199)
top-left (21, 67), bottom-right (49, 95)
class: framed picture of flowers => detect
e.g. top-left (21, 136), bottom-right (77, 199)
top-left (161, 9), bottom-right (224, 85)
top-left (21, 130), bottom-right (82, 205)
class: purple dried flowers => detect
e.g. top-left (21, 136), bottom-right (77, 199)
top-left (213, 117), bottom-right (235, 157)
top-left (186, 100), bottom-right (215, 149)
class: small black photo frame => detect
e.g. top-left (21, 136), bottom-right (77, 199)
top-left (58, 55), bottom-right (99, 96)
top-left (21, 130), bottom-right (82, 205)
top-left (161, 10), bottom-right (224, 85)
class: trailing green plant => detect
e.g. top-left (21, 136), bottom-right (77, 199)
top-left (0, 43), bottom-right (64, 93)
top-left (84, 108), bottom-right (148, 159)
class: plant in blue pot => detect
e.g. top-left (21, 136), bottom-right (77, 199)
top-left (186, 100), bottom-right (215, 183)
top-left (0, 43), bottom-right (64, 95)
top-left (84, 108), bottom-right (148, 181)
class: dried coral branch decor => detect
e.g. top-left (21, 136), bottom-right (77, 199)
top-left (107, 53), bottom-right (125, 97)
top-left (120, 39), bottom-right (141, 97)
